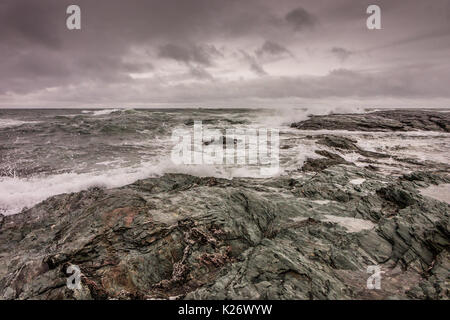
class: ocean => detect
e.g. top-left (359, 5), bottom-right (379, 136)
top-left (1, 108), bottom-right (449, 215)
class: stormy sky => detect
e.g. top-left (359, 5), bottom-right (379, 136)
top-left (1, 0), bottom-right (450, 108)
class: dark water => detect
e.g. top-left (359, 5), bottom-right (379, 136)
top-left (0, 108), bottom-right (254, 177)
top-left (1, 108), bottom-right (449, 216)
top-left (0, 108), bottom-right (266, 215)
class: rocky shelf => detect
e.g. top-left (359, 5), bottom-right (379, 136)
top-left (291, 110), bottom-right (450, 132)
top-left (1, 165), bottom-right (449, 299)
top-left (1, 109), bottom-right (449, 300)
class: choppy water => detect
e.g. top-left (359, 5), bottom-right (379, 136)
top-left (1, 108), bottom-right (449, 215)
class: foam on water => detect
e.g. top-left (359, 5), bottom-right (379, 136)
top-left (0, 119), bottom-right (39, 128)
top-left (0, 161), bottom-right (164, 215)
top-left (253, 105), bottom-right (367, 128)
top-left (288, 129), bottom-right (450, 166)
top-left (82, 108), bottom-right (122, 116)
top-left (0, 157), bottom-right (285, 215)
top-left (2, 108), bottom-right (449, 216)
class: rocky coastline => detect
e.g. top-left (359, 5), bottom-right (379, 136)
top-left (1, 110), bottom-right (449, 300)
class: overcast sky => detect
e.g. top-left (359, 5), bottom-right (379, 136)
top-left (1, 0), bottom-right (450, 108)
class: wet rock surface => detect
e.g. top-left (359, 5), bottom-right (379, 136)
top-left (0, 110), bottom-right (449, 300)
top-left (0, 164), bottom-right (448, 300)
top-left (291, 110), bottom-right (450, 132)
top-left (301, 150), bottom-right (352, 172)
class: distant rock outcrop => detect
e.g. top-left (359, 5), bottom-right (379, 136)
top-left (291, 110), bottom-right (450, 132)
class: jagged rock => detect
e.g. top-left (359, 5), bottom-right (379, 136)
top-left (376, 185), bottom-right (418, 209)
top-left (316, 135), bottom-right (359, 151)
top-left (1, 166), bottom-right (448, 300)
top-left (314, 134), bottom-right (390, 160)
top-left (401, 171), bottom-right (450, 185)
top-left (301, 150), bottom-right (352, 172)
top-left (203, 136), bottom-right (237, 146)
top-left (291, 110), bottom-right (450, 132)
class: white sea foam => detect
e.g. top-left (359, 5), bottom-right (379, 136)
top-left (0, 119), bottom-right (38, 128)
top-left (2, 108), bottom-right (449, 217)
top-left (0, 161), bottom-right (165, 216)
top-left (286, 129), bottom-right (450, 166)
top-left (354, 132), bottom-right (450, 164)
top-left (254, 105), bottom-right (367, 128)
top-left (82, 108), bottom-right (122, 116)
top-left (0, 158), bottom-right (285, 216)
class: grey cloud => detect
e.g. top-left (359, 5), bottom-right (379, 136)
top-left (364, 28), bottom-right (450, 53)
top-left (16, 66), bottom-right (450, 106)
top-left (4, 64), bottom-right (450, 109)
top-left (256, 40), bottom-right (291, 57)
top-left (121, 62), bottom-right (154, 73)
top-left (0, 49), bottom-right (153, 94)
top-left (331, 47), bottom-right (353, 62)
top-left (0, 1), bottom-right (62, 49)
top-left (250, 61), bottom-right (267, 76)
top-left (1, 0), bottom-right (450, 107)
top-left (285, 7), bottom-right (317, 31)
top-left (75, 56), bottom-right (153, 81)
top-left (158, 44), bottom-right (222, 66)
top-left (189, 66), bottom-right (214, 80)
top-left (215, 67), bottom-right (450, 100)
top-left (241, 51), bottom-right (267, 76)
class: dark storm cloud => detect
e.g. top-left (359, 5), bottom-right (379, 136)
top-left (249, 61), bottom-right (267, 76)
top-left (256, 41), bottom-right (291, 57)
top-left (157, 44), bottom-right (222, 66)
top-left (331, 47), bottom-right (353, 62)
top-left (241, 51), bottom-right (267, 76)
top-left (189, 66), bottom-right (214, 80)
top-left (0, 0), bottom-right (283, 95)
top-left (165, 66), bottom-right (450, 101)
top-left (35, 65), bottom-right (450, 106)
top-left (0, 0), bottom-right (450, 107)
top-left (285, 7), bottom-right (317, 31)
top-left (0, 0), bottom-right (62, 49)
top-left (364, 27), bottom-right (450, 52)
